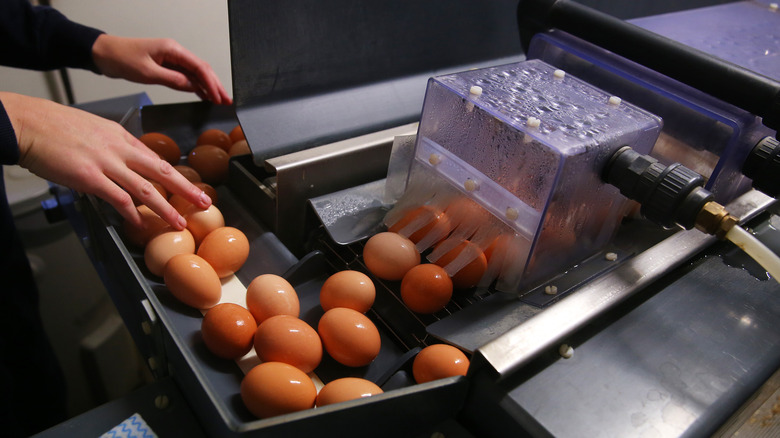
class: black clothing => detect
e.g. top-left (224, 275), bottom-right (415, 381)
top-left (1, 1), bottom-right (103, 435)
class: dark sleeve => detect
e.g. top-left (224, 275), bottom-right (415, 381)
top-left (0, 0), bottom-right (105, 72)
top-left (0, 100), bottom-right (18, 166)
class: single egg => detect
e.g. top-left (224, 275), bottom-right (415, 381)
top-left (197, 128), bottom-right (232, 151)
top-left (144, 229), bottom-right (195, 277)
top-left (483, 235), bottom-right (504, 263)
top-left (412, 344), bottom-right (470, 384)
top-left (433, 240), bottom-right (487, 289)
top-left (245, 274), bottom-right (300, 324)
top-left (400, 264), bottom-right (453, 314)
top-left (315, 377), bottom-right (383, 407)
top-left (229, 124), bottom-right (245, 143)
top-left (444, 197), bottom-right (489, 228)
top-left (139, 132), bottom-right (180, 165)
top-left (194, 182), bottom-right (218, 205)
top-left (363, 232), bottom-right (420, 281)
top-left (228, 139), bottom-right (251, 157)
top-left (170, 183), bottom-right (218, 215)
top-left (197, 226), bottom-right (249, 278)
top-left (169, 194), bottom-right (194, 214)
top-left (319, 270), bottom-right (375, 313)
top-left (201, 303), bottom-right (257, 359)
top-left (188, 145), bottom-right (230, 184)
top-left (182, 203), bottom-right (225, 246)
top-left (174, 165), bottom-right (202, 183)
top-left (164, 253), bottom-right (221, 309)
top-left (253, 315), bottom-right (322, 374)
top-left (123, 204), bottom-right (173, 247)
top-left (388, 205), bottom-right (451, 244)
top-left (241, 362), bottom-right (316, 419)
top-left (318, 307), bottom-right (381, 367)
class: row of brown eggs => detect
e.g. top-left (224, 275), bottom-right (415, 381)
top-left (200, 271), bottom-right (383, 418)
top-left (130, 128), bottom-right (471, 421)
top-left (132, 129), bottom-right (390, 417)
top-left (139, 125), bottom-right (250, 186)
top-left (363, 198), bottom-right (508, 315)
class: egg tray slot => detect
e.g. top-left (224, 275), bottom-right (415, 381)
top-left (87, 188), bottom-right (468, 437)
top-left (308, 224), bottom-right (496, 350)
top-left (151, 244), bottom-right (468, 437)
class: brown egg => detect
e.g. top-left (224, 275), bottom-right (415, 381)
top-left (144, 229), bottom-right (195, 277)
top-left (315, 378), bottom-right (383, 407)
top-left (201, 303), bottom-right (257, 359)
top-left (400, 264), bottom-right (453, 314)
top-left (433, 240), bottom-right (487, 289)
top-left (483, 235), bottom-right (508, 263)
top-left (245, 274), bottom-right (300, 324)
top-left (123, 204), bottom-right (173, 247)
top-left (229, 124), bottom-right (245, 143)
top-left (362, 232), bottom-right (420, 281)
top-left (169, 194), bottom-right (194, 214)
top-left (228, 139), bottom-right (251, 157)
top-left (188, 145), bottom-right (230, 184)
top-left (197, 128), bottom-right (232, 151)
top-left (319, 270), bottom-right (375, 313)
top-left (182, 204), bottom-right (224, 246)
top-left (197, 226), bottom-right (249, 278)
top-left (318, 307), bottom-right (381, 367)
top-left (241, 362), bottom-right (316, 419)
top-left (388, 205), bottom-right (451, 244)
top-left (194, 182), bottom-right (218, 205)
top-left (170, 183), bottom-right (218, 214)
top-left (139, 132), bottom-right (180, 165)
top-left (174, 165), bottom-right (202, 183)
top-left (253, 315), bottom-right (322, 374)
top-left (412, 344), bottom-right (470, 384)
top-left (163, 253), bottom-right (221, 309)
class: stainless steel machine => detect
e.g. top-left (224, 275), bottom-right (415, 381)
top-left (47, 1), bottom-right (780, 437)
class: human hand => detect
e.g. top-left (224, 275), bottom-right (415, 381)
top-left (91, 34), bottom-right (232, 105)
top-left (1, 92), bottom-right (212, 229)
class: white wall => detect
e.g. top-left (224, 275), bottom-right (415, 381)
top-left (51, 0), bottom-right (233, 105)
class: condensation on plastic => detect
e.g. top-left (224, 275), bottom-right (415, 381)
top-left (386, 59), bottom-right (661, 292)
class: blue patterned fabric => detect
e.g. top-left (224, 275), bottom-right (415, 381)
top-left (101, 413), bottom-right (158, 438)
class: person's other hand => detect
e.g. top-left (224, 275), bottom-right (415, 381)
top-left (91, 34), bottom-right (232, 105)
top-left (1, 92), bottom-right (212, 229)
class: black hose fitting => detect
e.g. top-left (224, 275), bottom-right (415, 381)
top-left (743, 136), bottom-right (780, 198)
top-left (604, 146), bottom-right (713, 230)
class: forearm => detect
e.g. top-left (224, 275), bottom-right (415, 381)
top-left (0, 97), bottom-right (20, 165)
top-left (0, 0), bottom-right (103, 71)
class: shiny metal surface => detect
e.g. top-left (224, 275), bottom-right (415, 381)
top-left (473, 189), bottom-right (775, 380)
top-left (264, 123), bottom-right (418, 253)
top-left (506, 246), bottom-right (780, 438)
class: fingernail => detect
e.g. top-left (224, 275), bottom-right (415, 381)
top-left (177, 215), bottom-right (187, 230)
top-left (200, 191), bottom-right (212, 206)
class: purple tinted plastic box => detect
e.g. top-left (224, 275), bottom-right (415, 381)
top-left (528, 1), bottom-right (779, 203)
top-left (390, 59), bottom-right (661, 291)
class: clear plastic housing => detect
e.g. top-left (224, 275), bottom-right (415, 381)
top-left (386, 59), bottom-right (662, 291)
top-left (528, 29), bottom-right (776, 204)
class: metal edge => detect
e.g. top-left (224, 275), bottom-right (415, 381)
top-left (471, 189), bottom-right (775, 379)
top-left (265, 123), bottom-right (419, 254)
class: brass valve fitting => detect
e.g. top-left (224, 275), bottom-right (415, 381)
top-left (694, 201), bottom-right (738, 240)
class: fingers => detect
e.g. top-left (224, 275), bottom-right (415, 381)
top-left (94, 35), bottom-right (232, 105)
top-left (125, 137), bottom-right (213, 209)
top-left (90, 174), bottom-right (144, 228)
top-left (157, 42), bottom-right (232, 105)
